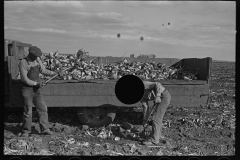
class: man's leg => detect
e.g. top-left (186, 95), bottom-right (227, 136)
top-left (151, 90), bottom-right (171, 143)
top-left (33, 88), bottom-right (51, 133)
top-left (142, 90), bottom-right (171, 145)
top-left (20, 87), bottom-right (34, 135)
top-left (142, 101), bottom-right (150, 121)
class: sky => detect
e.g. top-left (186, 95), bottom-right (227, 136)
top-left (4, 1), bottom-right (236, 61)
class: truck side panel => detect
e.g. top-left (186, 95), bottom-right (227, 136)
top-left (5, 61), bottom-right (9, 106)
top-left (43, 82), bottom-right (208, 96)
top-left (171, 57), bottom-right (212, 81)
top-left (8, 56), bottom-right (19, 79)
top-left (9, 81), bottom-right (209, 108)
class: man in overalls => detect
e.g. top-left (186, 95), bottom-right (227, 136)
top-left (141, 80), bottom-right (171, 145)
top-left (17, 46), bottom-right (62, 137)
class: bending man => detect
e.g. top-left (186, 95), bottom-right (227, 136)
top-left (141, 80), bottom-right (171, 145)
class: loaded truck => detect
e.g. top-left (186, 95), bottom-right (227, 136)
top-left (4, 39), bottom-right (212, 128)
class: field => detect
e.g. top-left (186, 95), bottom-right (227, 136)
top-left (4, 61), bottom-right (235, 156)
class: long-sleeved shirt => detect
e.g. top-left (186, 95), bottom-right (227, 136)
top-left (141, 81), bottom-right (166, 120)
top-left (142, 81), bottom-right (165, 101)
top-left (18, 57), bottom-right (56, 86)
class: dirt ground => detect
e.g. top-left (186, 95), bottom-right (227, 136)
top-left (4, 61), bottom-right (235, 156)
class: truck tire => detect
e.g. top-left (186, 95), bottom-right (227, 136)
top-left (77, 107), bottom-right (117, 128)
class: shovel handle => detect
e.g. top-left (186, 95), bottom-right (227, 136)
top-left (143, 102), bottom-right (158, 136)
top-left (44, 67), bottom-right (72, 84)
top-left (44, 74), bottom-right (59, 84)
top-left (146, 102), bottom-right (158, 122)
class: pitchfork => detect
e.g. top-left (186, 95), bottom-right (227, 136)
top-left (41, 67), bottom-right (72, 87)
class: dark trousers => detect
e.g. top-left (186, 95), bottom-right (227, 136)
top-left (150, 90), bottom-right (171, 143)
top-left (21, 85), bottom-right (50, 133)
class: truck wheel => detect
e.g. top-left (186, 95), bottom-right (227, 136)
top-left (77, 107), bottom-right (117, 128)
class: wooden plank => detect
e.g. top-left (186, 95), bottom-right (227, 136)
top-left (8, 56), bottom-right (19, 79)
top-left (11, 80), bottom-right (209, 97)
top-left (9, 78), bottom-right (22, 107)
top-left (15, 41), bottom-right (32, 48)
top-left (165, 85), bottom-right (209, 96)
top-left (46, 79), bottom-right (207, 85)
top-left (170, 95), bottom-right (208, 106)
top-left (12, 41), bottom-right (17, 56)
top-left (9, 78), bottom-right (209, 108)
top-left (153, 80), bottom-right (207, 85)
top-left (43, 95), bottom-right (208, 107)
top-left (47, 79), bottom-right (117, 84)
top-left (145, 93), bottom-right (208, 107)
top-left (8, 82), bottom-right (209, 108)
top-left (44, 96), bottom-right (123, 107)
top-left (5, 62), bottom-right (9, 94)
top-left (5, 41), bottom-right (8, 58)
top-left (208, 57), bottom-right (213, 84)
top-left (42, 83), bottom-right (116, 96)
top-left (40, 82), bottom-right (208, 96)
top-left (8, 94), bottom-right (208, 108)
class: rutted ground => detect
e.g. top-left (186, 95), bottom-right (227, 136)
top-left (4, 61), bottom-right (235, 156)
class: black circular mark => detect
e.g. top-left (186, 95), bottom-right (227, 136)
top-left (218, 157), bottom-right (230, 160)
top-left (9, 157), bottom-right (22, 160)
top-left (188, 157), bottom-right (200, 160)
top-left (115, 75), bottom-right (144, 105)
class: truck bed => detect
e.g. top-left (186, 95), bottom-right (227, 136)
top-left (8, 79), bottom-right (209, 108)
top-left (6, 52), bottom-right (211, 108)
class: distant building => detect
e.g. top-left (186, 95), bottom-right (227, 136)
top-left (148, 54), bottom-right (156, 58)
top-left (137, 54), bottom-right (147, 58)
top-left (137, 54), bottom-right (156, 58)
top-left (130, 54), bottom-right (134, 58)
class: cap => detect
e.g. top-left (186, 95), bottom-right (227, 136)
top-left (28, 46), bottom-right (42, 57)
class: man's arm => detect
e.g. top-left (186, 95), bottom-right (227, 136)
top-left (37, 57), bottom-right (56, 76)
top-left (143, 81), bottom-right (165, 97)
top-left (141, 99), bottom-right (153, 124)
top-left (142, 101), bottom-right (149, 120)
top-left (18, 60), bottom-right (38, 86)
top-left (154, 82), bottom-right (165, 97)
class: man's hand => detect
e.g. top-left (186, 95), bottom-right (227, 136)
top-left (142, 119), bottom-right (148, 127)
top-left (36, 82), bottom-right (46, 88)
top-left (57, 70), bottom-right (64, 77)
top-left (155, 96), bottom-right (161, 104)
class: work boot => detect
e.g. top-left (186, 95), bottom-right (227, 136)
top-left (141, 139), bottom-right (159, 146)
top-left (159, 135), bottom-right (166, 140)
top-left (17, 132), bottom-right (30, 137)
top-left (42, 129), bottom-right (53, 135)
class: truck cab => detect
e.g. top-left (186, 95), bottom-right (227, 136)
top-left (5, 39), bottom-right (32, 107)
